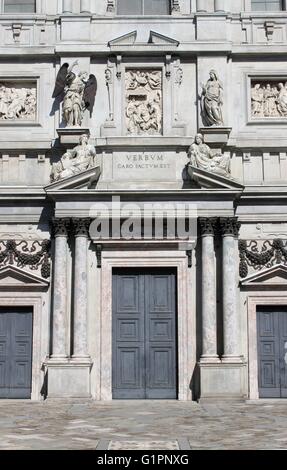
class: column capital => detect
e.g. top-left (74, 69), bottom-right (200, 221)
top-left (52, 218), bottom-right (70, 237)
top-left (219, 217), bottom-right (241, 237)
top-left (72, 218), bottom-right (91, 238)
top-left (199, 217), bottom-right (218, 236)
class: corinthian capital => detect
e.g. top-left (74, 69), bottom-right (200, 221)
top-left (72, 218), bottom-right (91, 238)
top-left (52, 218), bottom-right (70, 237)
top-left (199, 217), bottom-right (218, 236)
top-left (219, 217), bottom-right (241, 237)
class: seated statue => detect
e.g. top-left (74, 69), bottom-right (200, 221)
top-left (51, 133), bottom-right (96, 182)
top-left (187, 133), bottom-right (231, 178)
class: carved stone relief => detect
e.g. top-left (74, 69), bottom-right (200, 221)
top-left (239, 239), bottom-right (287, 278)
top-left (251, 79), bottom-right (287, 118)
top-left (0, 240), bottom-right (51, 279)
top-left (0, 81), bottom-right (36, 121)
top-left (125, 69), bottom-right (162, 136)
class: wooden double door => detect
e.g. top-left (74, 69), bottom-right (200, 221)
top-left (257, 307), bottom-right (287, 398)
top-left (0, 308), bottom-right (33, 399)
top-left (112, 268), bottom-right (177, 399)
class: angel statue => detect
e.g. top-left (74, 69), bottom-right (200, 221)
top-left (52, 61), bottom-right (97, 127)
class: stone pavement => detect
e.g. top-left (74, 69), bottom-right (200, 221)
top-left (0, 400), bottom-right (286, 450)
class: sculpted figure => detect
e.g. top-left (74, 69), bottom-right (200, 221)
top-left (52, 61), bottom-right (97, 127)
top-left (188, 133), bottom-right (231, 178)
top-left (251, 84), bottom-right (264, 117)
top-left (51, 134), bottom-right (97, 182)
top-left (201, 70), bottom-right (224, 126)
top-left (277, 82), bottom-right (287, 116)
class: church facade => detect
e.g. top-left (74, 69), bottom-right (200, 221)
top-left (0, 0), bottom-right (287, 401)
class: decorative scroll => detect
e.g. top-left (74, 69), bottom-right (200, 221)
top-left (0, 82), bottom-right (36, 121)
top-left (239, 239), bottom-right (287, 278)
top-left (251, 80), bottom-right (287, 118)
top-left (0, 240), bottom-right (51, 279)
top-left (125, 69), bottom-right (162, 135)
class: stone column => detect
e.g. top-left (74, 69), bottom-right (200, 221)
top-left (196, 0), bottom-right (207, 11)
top-left (52, 218), bottom-right (70, 358)
top-left (72, 218), bottom-right (90, 359)
top-left (199, 218), bottom-right (219, 362)
top-left (214, 0), bottom-right (225, 11)
top-left (219, 217), bottom-right (242, 362)
top-left (63, 0), bottom-right (73, 13)
top-left (80, 0), bottom-right (91, 13)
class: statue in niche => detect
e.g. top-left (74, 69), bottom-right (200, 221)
top-left (200, 70), bottom-right (224, 126)
top-left (52, 61), bottom-right (97, 127)
top-left (51, 134), bottom-right (97, 182)
top-left (125, 69), bottom-right (162, 135)
top-left (0, 83), bottom-right (36, 121)
top-left (187, 133), bottom-right (231, 178)
top-left (251, 81), bottom-right (287, 118)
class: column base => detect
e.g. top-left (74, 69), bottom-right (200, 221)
top-left (199, 360), bottom-right (247, 401)
top-left (200, 355), bottom-right (221, 364)
top-left (221, 355), bottom-right (245, 364)
top-left (45, 358), bottom-right (92, 398)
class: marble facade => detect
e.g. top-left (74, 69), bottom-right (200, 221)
top-left (0, 0), bottom-right (287, 402)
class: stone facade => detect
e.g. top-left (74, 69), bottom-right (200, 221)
top-left (0, 0), bottom-right (287, 402)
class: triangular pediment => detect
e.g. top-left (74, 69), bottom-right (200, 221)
top-left (0, 266), bottom-right (49, 290)
top-left (108, 31), bottom-right (137, 47)
top-left (148, 31), bottom-right (179, 46)
top-left (45, 166), bottom-right (101, 192)
top-left (240, 264), bottom-right (287, 287)
top-left (108, 30), bottom-right (179, 51)
top-left (187, 165), bottom-right (244, 190)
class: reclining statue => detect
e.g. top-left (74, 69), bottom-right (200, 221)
top-left (51, 133), bottom-right (97, 182)
top-left (187, 133), bottom-right (231, 179)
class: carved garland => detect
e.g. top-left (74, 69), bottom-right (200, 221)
top-left (0, 240), bottom-right (51, 279)
top-left (239, 239), bottom-right (287, 278)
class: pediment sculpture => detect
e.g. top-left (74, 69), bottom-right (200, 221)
top-left (51, 134), bottom-right (99, 182)
top-left (187, 133), bottom-right (231, 179)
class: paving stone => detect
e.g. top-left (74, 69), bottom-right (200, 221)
top-left (0, 401), bottom-right (286, 449)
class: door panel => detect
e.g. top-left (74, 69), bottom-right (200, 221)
top-left (279, 312), bottom-right (287, 397)
top-left (113, 273), bottom-right (145, 398)
top-left (0, 308), bottom-right (33, 399)
top-left (112, 269), bottom-right (177, 399)
top-left (257, 307), bottom-right (287, 398)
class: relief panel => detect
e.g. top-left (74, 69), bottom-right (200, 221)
top-left (125, 69), bottom-right (162, 136)
top-left (0, 80), bottom-right (37, 123)
top-left (251, 78), bottom-right (287, 120)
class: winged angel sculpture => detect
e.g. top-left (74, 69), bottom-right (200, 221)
top-left (52, 61), bottom-right (97, 127)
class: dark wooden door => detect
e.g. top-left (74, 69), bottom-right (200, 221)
top-left (112, 269), bottom-right (177, 399)
top-left (257, 307), bottom-right (287, 398)
top-left (0, 308), bottom-right (33, 399)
